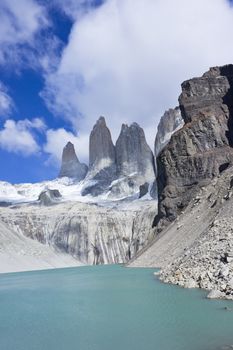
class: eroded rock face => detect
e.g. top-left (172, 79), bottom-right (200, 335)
top-left (59, 142), bottom-right (88, 180)
top-left (116, 123), bottom-right (154, 177)
top-left (155, 65), bottom-right (233, 229)
top-left (111, 123), bottom-right (155, 198)
top-left (82, 117), bottom-right (117, 196)
top-left (0, 201), bottom-right (156, 265)
top-left (154, 107), bottom-right (183, 156)
top-left (89, 116), bottom-right (116, 172)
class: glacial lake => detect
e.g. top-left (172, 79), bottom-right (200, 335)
top-left (0, 265), bottom-right (233, 350)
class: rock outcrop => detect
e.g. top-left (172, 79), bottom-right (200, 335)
top-left (154, 107), bottom-right (183, 156)
top-left (155, 65), bottom-right (233, 230)
top-left (38, 189), bottom-right (62, 206)
top-left (59, 142), bottom-right (88, 180)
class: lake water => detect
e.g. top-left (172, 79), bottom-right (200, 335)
top-left (0, 265), bottom-right (233, 350)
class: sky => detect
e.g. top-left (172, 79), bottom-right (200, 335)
top-left (0, 0), bottom-right (233, 183)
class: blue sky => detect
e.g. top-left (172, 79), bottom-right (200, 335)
top-left (1, 0), bottom-right (233, 183)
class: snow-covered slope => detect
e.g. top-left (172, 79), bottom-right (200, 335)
top-left (0, 176), bottom-right (156, 206)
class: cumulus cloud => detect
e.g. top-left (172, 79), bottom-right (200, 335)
top-left (43, 0), bottom-right (233, 153)
top-left (44, 128), bottom-right (89, 165)
top-left (0, 0), bottom-right (60, 71)
top-left (0, 118), bottom-right (45, 156)
top-left (0, 82), bottom-right (13, 116)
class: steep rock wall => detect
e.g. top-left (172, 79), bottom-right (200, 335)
top-left (0, 201), bottom-right (156, 265)
top-left (155, 65), bottom-right (233, 230)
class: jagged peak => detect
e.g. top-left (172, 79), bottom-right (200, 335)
top-left (120, 122), bottom-right (143, 133)
top-left (89, 115), bottom-right (115, 170)
top-left (93, 116), bottom-right (107, 128)
top-left (59, 141), bottom-right (88, 180)
top-left (61, 141), bottom-right (79, 163)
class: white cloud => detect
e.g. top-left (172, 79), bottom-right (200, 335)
top-left (0, 0), bottom-right (54, 70)
top-left (43, 0), bottom-right (233, 152)
top-left (0, 118), bottom-right (45, 156)
top-left (51, 0), bottom-right (101, 20)
top-left (44, 128), bottom-right (89, 165)
top-left (0, 82), bottom-right (13, 116)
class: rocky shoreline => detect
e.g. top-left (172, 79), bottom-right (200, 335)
top-left (159, 217), bottom-right (233, 301)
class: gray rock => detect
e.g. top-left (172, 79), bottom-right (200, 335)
top-left (83, 119), bottom-right (156, 199)
top-left (155, 64), bottom-right (233, 230)
top-left (154, 107), bottom-right (184, 156)
top-left (89, 116), bottom-right (116, 172)
top-left (184, 279), bottom-right (197, 289)
top-left (82, 117), bottom-right (117, 196)
top-left (207, 290), bottom-right (225, 299)
top-left (110, 123), bottom-right (155, 198)
top-left (38, 189), bottom-right (62, 206)
top-left (59, 142), bottom-right (88, 180)
top-left (139, 182), bottom-right (149, 198)
top-left (116, 123), bottom-right (155, 178)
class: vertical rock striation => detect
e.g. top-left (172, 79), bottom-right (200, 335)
top-left (59, 142), bottom-right (88, 180)
top-left (155, 65), bottom-right (233, 230)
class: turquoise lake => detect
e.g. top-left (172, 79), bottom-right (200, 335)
top-left (0, 265), bottom-right (233, 350)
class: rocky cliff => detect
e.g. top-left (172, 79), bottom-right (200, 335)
top-left (0, 201), bottom-right (156, 265)
top-left (155, 65), bottom-right (233, 230)
top-left (108, 123), bottom-right (155, 198)
top-left (59, 142), bottom-right (88, 180)
top-left (154, 107), bottom-right (183, 156)
top-left (82, 117), bottom-right (117, 196)
top-left (89, 116), bottom-right (116, 173)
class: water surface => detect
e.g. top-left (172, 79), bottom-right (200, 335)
top-left (0, 265), bottom-right (233, 350)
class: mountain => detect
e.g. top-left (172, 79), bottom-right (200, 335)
top-left (59, 141), bottom-right (88, 180)
top-left (110, 122), bottom-right (155, 198)
top-left (82, 117), bottom-right (156, 199)
top-left (155, 64), bottom-right (233, 231)
top-left (82, 116), bottom-right (117, 196)
top-left (89, 116), bottom-right (116, 173)
top-left (130, 64), bottom-right (233, 300)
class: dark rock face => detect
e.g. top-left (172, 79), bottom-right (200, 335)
top-left (154, 107), bottom-right (183, 156)
top-left (89, 116), bottom-right (116, 172)
top-left (59, 142), bottom-right (88, 180)
top-left (38, 189), bottom-right (62, 206)
top-left (155, 65), bottom-right (233, 230)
